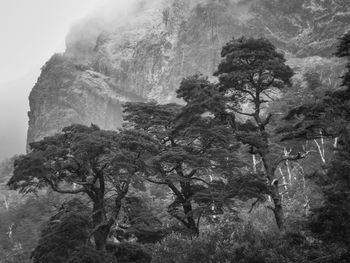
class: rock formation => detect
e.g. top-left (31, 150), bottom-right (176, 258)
top-left (27, 0), bottom-right (350, 145)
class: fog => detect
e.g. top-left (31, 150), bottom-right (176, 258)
top-left (0, 0), bottom-right (170, 161)
top-left (0, 0), bottom-right (256, 161)
top-left (0, 0), bottom-right (108, 160)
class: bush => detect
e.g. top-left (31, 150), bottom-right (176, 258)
top-left (106, 242), bottom-right (152, 263)
top-left (67, 246), bottom-right (117, 263)
top-left (151, 219), bottom-right (342, 263)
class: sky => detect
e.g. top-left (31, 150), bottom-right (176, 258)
top-left (0, 0), bottom-right (110, 161)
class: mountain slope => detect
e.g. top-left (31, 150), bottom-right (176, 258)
top-left (27, 0), bottom-right (350, 145)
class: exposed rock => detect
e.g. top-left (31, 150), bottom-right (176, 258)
top-left (27, 0), bottom-right (350, 145)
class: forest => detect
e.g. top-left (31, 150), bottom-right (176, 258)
top-left (0, 32), bottom-right (349, 263)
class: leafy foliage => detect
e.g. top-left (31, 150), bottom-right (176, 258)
top-left (123, 100), bottom-right (241, 234)
top-left (181, 37), bottom-right (295, 230)
top-left (308, 142), bottom-right (350, 246)
top-left (31, 198), bottom-right (91, 263)
top-left (0, 195), bottom-right (54, 263)
top-left (67, 246), bottom-right (117, 263)
top-left (152, 218), bottom-right (342, 263)
top-left (278, 31), bottom-right (350, 259)
top-left (120, 196), bottom-right (164, 243)
top-left (106, 243), bottom-right (152, 263)
top-left (305, 33), bottom-right (350, 248)
top-left (4, 33), bottom-right (350, 262)
top-left (7, 124), bottom-right (139, 250)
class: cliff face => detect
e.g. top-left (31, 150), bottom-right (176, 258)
top-left (27, 0), bottom-right (350, 145)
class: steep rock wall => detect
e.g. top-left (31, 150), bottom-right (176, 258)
top-left (27, 0), bottom-right (350, 145)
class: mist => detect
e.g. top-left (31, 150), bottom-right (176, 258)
top-left (0, 0), bottom-right (107, 161)
top-left (0, 0), bottom-right (258, 162)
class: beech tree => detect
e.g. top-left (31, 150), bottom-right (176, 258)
top-left (181, 37), bottom-right (297, 230)
top-left (8, 124), bottom-right (143, 251)
top-left (123, 101), bottom-right (241, 234)
top-left (214, 37), bottom-right (297, 230)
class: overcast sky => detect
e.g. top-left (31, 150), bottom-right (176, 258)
top-left (0, 0), bottom-right (112, 161)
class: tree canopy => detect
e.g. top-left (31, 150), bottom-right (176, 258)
top-left (4, 33), bottom-right (350, 263)
top-left (123, 99), bottom-right (244, 234)
top-left (179, 37), bottom-right (295, 230)
top-left (8, 124), bottom-right (142, 250)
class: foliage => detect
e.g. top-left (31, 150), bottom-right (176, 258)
top-left (280, 32), bottom-right (350, 140)
top-left (120, 196), bottom-right (165, 243)
top-left (67, 246), bottom-right (116, 263)
top-left (0, 156), bottom-right (17, 185)
top-left (7, 124), bottom-right (139, 250)
top-left (0, 194), bottom-right (56, 263)
top-left (307, 128), bottom-right (350, 250)
top-left (152, 219), bottom-right (325, 263)
top-left (123, 100), bottom-right (241, 234)
top-left (180, 37), bottom-right (295, 230)
top-left (31, 198), bottom-right (91, 263)
top-left (5, 33), bottom-right (350, 262)
top-left (279, 31), bottom-right (350, 260)
top-left (106, 242), bottom-right (152, 263)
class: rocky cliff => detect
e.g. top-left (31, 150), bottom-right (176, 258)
top-left (27, 0), bottom-right (350, 145)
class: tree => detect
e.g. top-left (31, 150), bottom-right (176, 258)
top-left (123, 101), bottom-right (241, 234)
top-left (30, 198), bottom-right (116, 263)
top-left (308, 139), bottom-right (350, 248)
top-left (182, 37), bottom-right (295, 230)
top-left (117, 196), bottom-right (164, 243)
top-left (0, 194), bottom-right (55, 263)
top-left (8, 124), bottom-right (137, 251)
top-left (216, 37), bottom-right (296, 230)
top-left (281, 32), bottom-right (350, 141)
top-left (31, 198), bottom-right (91, 263)
top-left (281, 32), bottom-right (350, 249)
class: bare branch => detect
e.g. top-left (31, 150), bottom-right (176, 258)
top-left (280, 190), bottom-right (288, 196)
top-left (276, 150), bottom-right (313, 166)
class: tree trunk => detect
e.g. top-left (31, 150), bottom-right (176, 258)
top-left (92, 194), bottom-right (125, 250)
top-left (180, 181), bottom-right (199, 235)
top-left (182, 201), bottom-right (199, 235)
top-left (94, 226), bottom-right (109, 251)
top-left (92, 201), bottom-right (108, 250)
top-left (270, 181), bottom-right (285, 231)
top-left (263, 156), bottom-right (285, 231)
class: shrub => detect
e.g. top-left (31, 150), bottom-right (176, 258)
top-left (106, 242), bottom-right (152, 263)
top-left (67, 246), bottom-right (117, 263)
top-left (151, 220), bottom-right (335, 263)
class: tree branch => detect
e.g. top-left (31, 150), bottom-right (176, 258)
top-left (171, 213), bottom-right (189, 228)
top-left (230, 108), bottom-right (255, 117)
top-left (249, 198), bottom-right (260, 213)
top-left (191, 177), bottom-right (210, 185)
top-left (236, 87), bottom-right (256, 100)
top-left (144, 177), bottom-right (168, 185)
top-left (187, 169), bottom-right (197, 178)
top-left (45, 179), bottom-right (86, 195)
top-left (276, 150), bottom-right (313, 166)
top-left (267, 205), bottom-right (275, 211)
